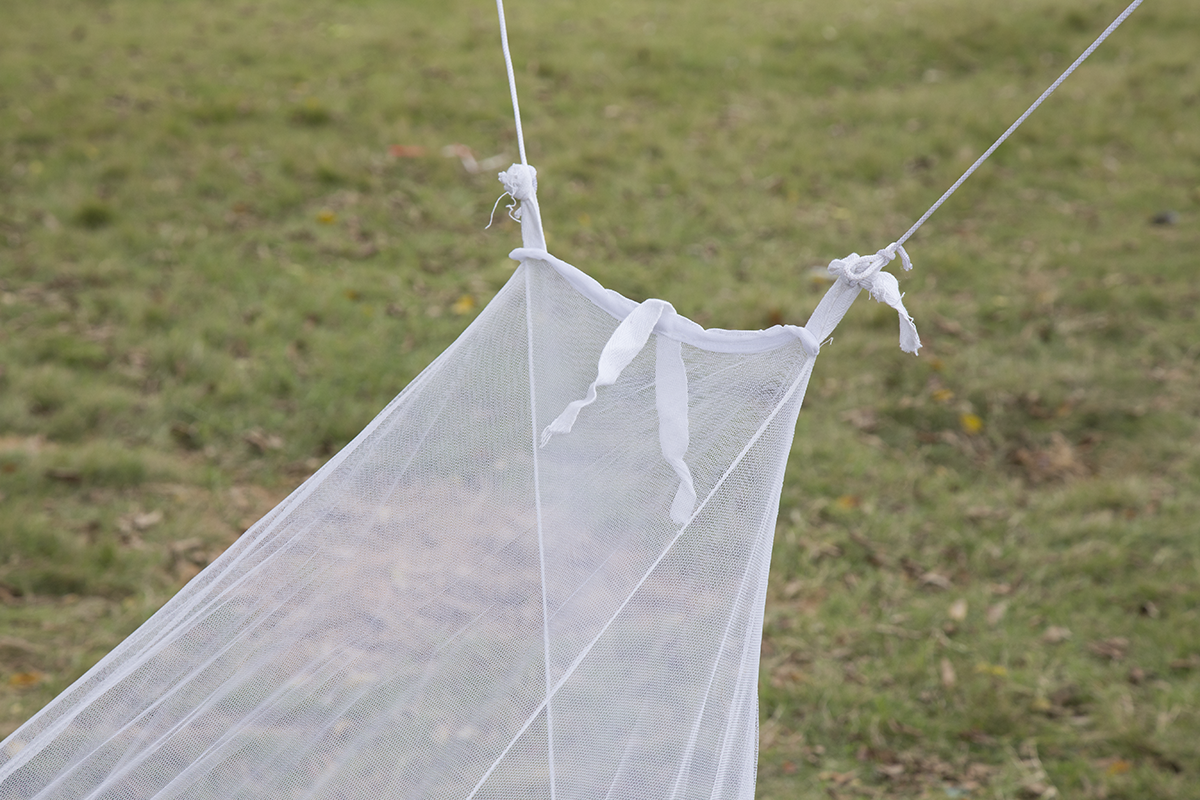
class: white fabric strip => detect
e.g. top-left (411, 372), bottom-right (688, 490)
top-left (506, 165), bottom-right (808, 529)
top-left (802, 277), bottom-right (862, 347)
top-left (540, 296), bottom-right (696, 527)
top-left (655, 335), bottom-right (697, 525)
top-left (541, 299), bottom-right (670, 446)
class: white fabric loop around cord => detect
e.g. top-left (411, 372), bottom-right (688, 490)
top-left (541, 298), bottom-right (697, 526)
top-left (827, 243), bottom-right (921, 354)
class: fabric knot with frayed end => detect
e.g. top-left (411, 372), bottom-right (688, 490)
top-left (827, 243), bottom-right (921, 354)
top-left (489, 164), bottom-right (538, 226)
top-left (491, 163), bottom-right (546, 250)
top-left (500, 163), bottom-right (537, 201)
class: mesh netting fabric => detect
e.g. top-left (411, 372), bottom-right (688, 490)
top-left (0, 258), bottom-right (812, 800)
top-left (0, 162), bottom-right (911, 799)
top-left (0, 0), bottom-right (1150, 784)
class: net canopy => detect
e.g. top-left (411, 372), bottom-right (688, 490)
top-left (0, 0), bottom-right (1148, 791)
top-left (0, 164), bottom-right (916, 799)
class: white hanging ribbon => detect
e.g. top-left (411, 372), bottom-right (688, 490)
top-left (541, 298), bottom-right (697, 526)
top-left (826, 242), bottom-right (921, 354)
top-left (656, 335), bottom-right (697, 525)
top-left (540, 299), bottom-right (668, 445)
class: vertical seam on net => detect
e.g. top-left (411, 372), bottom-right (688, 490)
top-left (708, 517), bottom-right (776, 800)
top-left (525, 266), bottom-right (558, 800)
top-left (465, 353), bottom-right (817, 799)
top-left (666, 515), bottom-right (769, 800)
top-left (600, 701), bottom-right (650, 799)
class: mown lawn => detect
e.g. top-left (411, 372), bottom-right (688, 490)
top-left (1, 0), bottom-right (1197, 797)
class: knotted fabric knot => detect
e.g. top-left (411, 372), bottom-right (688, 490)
top-left (499, 163), bottom-right (537, 201)
top-left (827, 242), bottom-right (921, 354)
top-left (489, 164), bottom-right (542, 234)
top-left (827, 242), bottom-right (912, 288)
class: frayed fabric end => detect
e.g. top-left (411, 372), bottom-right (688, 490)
top-left (828, 244), bottom-right (921, 354)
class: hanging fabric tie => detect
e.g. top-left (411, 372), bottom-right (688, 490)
top-left (540, 297), bottom-right (697, 526)
top-left (655, 334), bottom-right (697, 525)
top-left (827, 243), bottom-right (921, 354)
top-left (501, 158), bottom-right (699, 526)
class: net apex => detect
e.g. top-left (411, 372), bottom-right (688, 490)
top-left (499, 163), bottom-right (538, 201)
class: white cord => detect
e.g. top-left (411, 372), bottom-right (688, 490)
top-left (896, 0), bottom-right (1145, 247)
top-left (495, 0), bottom-right (528, 166)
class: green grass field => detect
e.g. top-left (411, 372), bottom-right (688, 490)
top-left (1, 0), bottom-right (1197, 797)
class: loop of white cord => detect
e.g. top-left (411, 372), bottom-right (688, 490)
top-left (829, 242), bottom-right (912, 286)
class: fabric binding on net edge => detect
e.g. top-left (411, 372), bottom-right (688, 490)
top-left (0, 161), bottom-right (916, 800)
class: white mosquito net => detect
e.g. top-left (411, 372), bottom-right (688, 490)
top-left (0, 163), bottom-right (917, 800)
top-left (0, 0), bottom-right (1145, 785)
top-left (7, 0), bottom-right (1152, 786)
top-left (2, 0), bottom-right (1147, 780)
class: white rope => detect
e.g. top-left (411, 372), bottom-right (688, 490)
top-left (495, 0), bottom-right (528, 166)
top-left (896, 0), bottom-right (1144, 247)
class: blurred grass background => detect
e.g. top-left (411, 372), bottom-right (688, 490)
top-left (1, 0), bottom-right (1197, 797)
